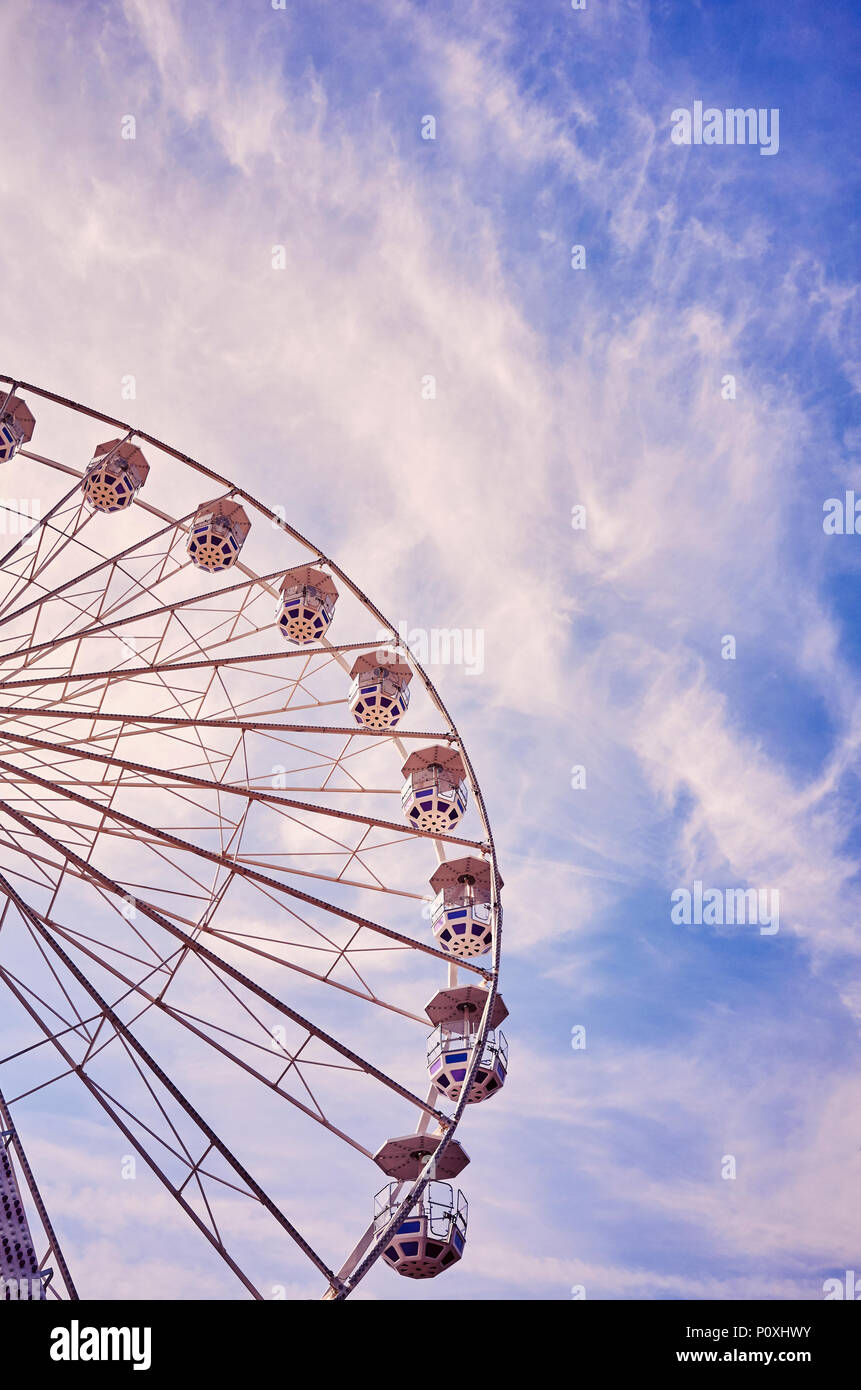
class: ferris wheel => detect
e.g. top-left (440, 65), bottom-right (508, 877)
top-left (0, 378), bottom-right (506, 1301)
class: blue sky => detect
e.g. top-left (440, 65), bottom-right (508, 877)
top-left (0, 0), bottom-right (859, 1299)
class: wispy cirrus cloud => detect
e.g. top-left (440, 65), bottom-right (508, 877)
top-left (0, 0), bottom-right (858, 1300)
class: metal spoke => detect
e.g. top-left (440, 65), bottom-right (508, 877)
top-left (0, 705), bottom-right (449, 740)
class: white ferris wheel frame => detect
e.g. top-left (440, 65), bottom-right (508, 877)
top-left (0, 375), bottom-right (503, 1301)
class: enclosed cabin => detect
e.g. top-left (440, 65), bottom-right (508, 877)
top-left (401, 744), bottom-right (468, 833)
top-left (187, 497), bottom-right (251, 572)
top-left (82, 439), bottom-right (150, 512)
top-left (348, 650), bottom-right (412, 730)
top-left (428, 854), bottom-right (500, 959)
top-left (374, 1181), bottom-right (467, 1279)
top-left (275, 565), bottom-right (338, 645)
top-left (425, 983), bottom-right (509, 1105)
top-left (427, 1025), bottom-right (508, 1105)
top-left (0, 394), bottom-right (35, 464)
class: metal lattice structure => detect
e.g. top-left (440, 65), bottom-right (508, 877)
top-left (0, 377), bottom-right (503, 1299)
